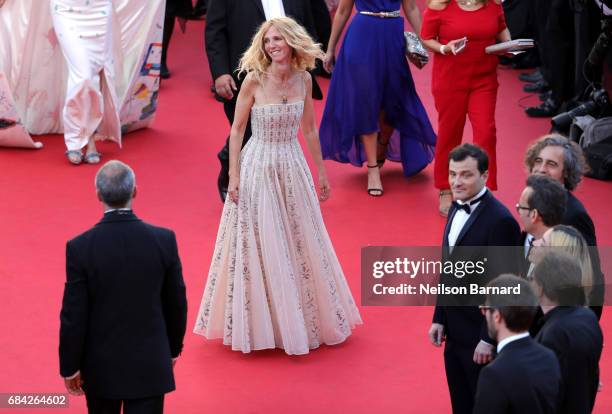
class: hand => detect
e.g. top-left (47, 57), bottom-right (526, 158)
top-left (318, 171), bottom-right (331, 201)
top-left (446, 37), bottom-right (468, 55)
top-left (473, 340), bottom-right (494, 364)
top-left (228, 173), bottom-right (239, 204)
top-left (323, 51), bottom-right (336, 73)
top-left (214, 74), bottom-right (237, 100)
top-left (64, 373), bottom-right (84, 396)
top-left (428, 323), bottom-right (445, 347)
top-left (0, 0), bottom-right (6, 8)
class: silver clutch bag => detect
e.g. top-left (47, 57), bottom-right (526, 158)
top-left (404, 32), bottom-right (429, 69)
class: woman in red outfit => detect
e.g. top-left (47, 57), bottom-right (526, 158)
top-left (421, 0), bottom-right (510, 215)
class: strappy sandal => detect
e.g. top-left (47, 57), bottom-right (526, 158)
top-left (439, 189), bottom-right (453, 217)
top-left (84, 152), bottom-right (102, 164)
top-left (65, 150), bottom-right (83, 165)
top-left (367, 164), bottom-right (384, 197)
top-left (377, 134), bottom-right (390, 168)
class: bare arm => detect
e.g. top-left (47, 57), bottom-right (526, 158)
top-left (227, 73), bottom-right (257, 203)
top-left (323, 0), bottom-right (355, 72)
top-left (496, 28), bottom-right (511, 43)
top-left (402, 0), bottom-right (422, 34)
top-left (300, 73), bottom-right (330, 201)
top-left (422, 37), bottom-right (466, 55)
top-left (420, 2), bottom-right (466, 55)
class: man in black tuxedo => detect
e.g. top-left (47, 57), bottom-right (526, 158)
top-left (533, 251), bottom-right (603, 414)
top-left (206, 0), bottom-right (322, 202)
top-left (428, 144), bottom-right (521, 414)
top-left (473, 274), bottom-right (561, 414)
top-left (516, 174), bottom-right (567, 277)
top-left (59, 161), bottom-right (187, 414)
top-left (524, 134), bottom-right (604, 318)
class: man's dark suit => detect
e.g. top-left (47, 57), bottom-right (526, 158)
top-left (536, 306), bottom-right (603, 414)
top-left (59, 211), bottom-right (187, 411)
top-left (473, 336), bottom-right (561, 414)
top-left (433, 190), bottom-right (521, 414)
top-left (205, 0), bottom-right (322, 199)
top-left (564, 191), bottom-right (604, 319)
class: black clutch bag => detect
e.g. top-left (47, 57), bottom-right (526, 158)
top-left (404, 32), bottom-right (429, 69)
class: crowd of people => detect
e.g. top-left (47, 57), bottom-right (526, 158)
top-left (502, 0), bottom-right (611, 120)
top-left (40, 0), bottom-right (608, 413)
top-left (427, 138), bottom-right (604, 414)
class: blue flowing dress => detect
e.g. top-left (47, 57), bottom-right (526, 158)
top-left (319, 0), bottom-right (436, 176)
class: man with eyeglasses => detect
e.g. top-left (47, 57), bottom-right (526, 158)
top-left (473, 274), bottom-right (561, 414)
top-left (516, 174), bottom-right (567, 277)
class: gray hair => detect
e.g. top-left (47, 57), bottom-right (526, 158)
top-left (95, 160), bottom-right (136, 208)
top-left (524, 134), bottom-right (588, 191)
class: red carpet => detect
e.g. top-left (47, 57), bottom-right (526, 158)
top-left (0, 18), bottom-right (610, 414)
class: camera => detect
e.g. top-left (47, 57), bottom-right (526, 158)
top-left (551, 9), bottom-right (612, 131)
top-left (552, 87), bottom-right (611, 130)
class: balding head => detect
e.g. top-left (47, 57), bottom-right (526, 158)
top-left (95, 160), bottom-right (136, 208)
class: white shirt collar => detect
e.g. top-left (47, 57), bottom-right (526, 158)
top-left (497, 332), bottom-right (530, 353)
top-left (104, 208), bottom-right (132, 214)
top-left (456, 186), bottom-right (488, 206)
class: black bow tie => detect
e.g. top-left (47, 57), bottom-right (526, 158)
top-left (452, 192), bottom-right (487, 215)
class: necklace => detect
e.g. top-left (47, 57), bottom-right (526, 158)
top-left (457, 0), bottom-right (477, 6)
top-left (268, 70), bottom-right (291, 104)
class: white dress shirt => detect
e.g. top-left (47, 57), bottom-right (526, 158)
top-left (448, 186), bottom-right (488, 249)
top-left (497, 332), bottom-right (530, 353)
top-left (261, 0), bottom-right (286, 20)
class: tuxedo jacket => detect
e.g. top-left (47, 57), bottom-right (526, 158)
top-left (473, 336), bottom-right (561, 414)
top-left (433, 191), bottom-right (521, 348)
top-left (565, 191), bottom-right (596, 246)
top-left (564, 191), bottom-right (604, 318)
top-left (205, 0), bottom-right (317, 81)
top-left (59, 211), bottom-right (187, 399)
top-left (536, 306), bottom-right (603, 414)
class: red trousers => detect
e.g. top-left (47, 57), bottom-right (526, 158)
top-left (432, 66), bottom-right (498, 190)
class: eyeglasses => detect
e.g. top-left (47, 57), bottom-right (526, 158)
top-left (479, 305), bottom-right (496, 315)
top-left (515, 204), bottom-right (533, 214)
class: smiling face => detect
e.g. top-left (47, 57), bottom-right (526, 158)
top-left (449, 157), bottom-right (488, 202)
top-left (263, 26), bottom-right (291, 63)
top-left (530, 145), bottom-right (565, 185)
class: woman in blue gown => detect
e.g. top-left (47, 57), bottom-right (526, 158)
top-left (320, 0), bottom-right (436, 196)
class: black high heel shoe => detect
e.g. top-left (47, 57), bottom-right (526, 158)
top-left (367, 164), bottom-right (383, 197)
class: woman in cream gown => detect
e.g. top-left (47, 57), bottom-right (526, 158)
top-left (194, 17), bottom-right (362, 355)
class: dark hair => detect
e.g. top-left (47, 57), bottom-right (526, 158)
top-left (533, 251), bottom-right (586, 306)
top-left (524, 134), bottom-right (588, 191)
top-left (449, 143), bottom-right (489, 174)
top-left (526, 175), bottom-right (567, 227)
top-left (95, 160), bottom-right (136, 208)
top-left (485, 274), bottom-right (538, 332)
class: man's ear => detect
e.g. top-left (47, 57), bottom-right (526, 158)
top-left (493, 309), bottom-right (502, 324)
top-left (132, 186), bottom-right (138, 200)
top-left (96, 190), bottom-right (103, 202)
top-left (482, 170), bottom-right (489, 183)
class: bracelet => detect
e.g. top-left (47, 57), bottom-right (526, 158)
top-left (439, 45), bottom-right (446, 55)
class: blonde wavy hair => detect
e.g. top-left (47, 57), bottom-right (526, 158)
top-left (238, 17), bottom-right (324, 80)
top-left (546, 225), bottom-right (594, 301)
